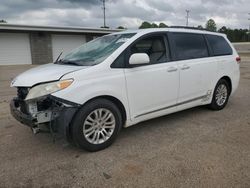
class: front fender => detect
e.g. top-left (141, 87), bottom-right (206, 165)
top-left (51, 74), bottom-right (130, 122)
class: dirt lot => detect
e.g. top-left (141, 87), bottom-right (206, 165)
top-left (0, 61), bottom-right (250, 188)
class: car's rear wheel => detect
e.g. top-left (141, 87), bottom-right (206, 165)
top-left (208, 79), bottom-right (230, 110)
top-left (71, 98), bottom-right (122, 152)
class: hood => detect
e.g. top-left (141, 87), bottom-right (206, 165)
top-left (11, 63), bottom-right (88, 87)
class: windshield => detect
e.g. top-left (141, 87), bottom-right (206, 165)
top-left (57, 33), bottom-right (135, 66)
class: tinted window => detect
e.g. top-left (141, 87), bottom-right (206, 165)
top-left (206, 35), bottom-right (232, 56)
top-left (130, 35), bottom-right (169, 64)
top-left (172, 33), bottom-right (209, 60)
top-left (111, 52), bottom-right (125, 68)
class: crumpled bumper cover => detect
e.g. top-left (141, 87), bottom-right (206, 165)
top-left (10, 96), bottom-right (79, 141)
top-left (10, 98), bottom-right (35, 127)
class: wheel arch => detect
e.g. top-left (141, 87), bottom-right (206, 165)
top-left (81, 95), bottom-right (127, 126)
top-left (219, 76), bottom-right (232, 95)
top-left (67, 95), bottom-right (128, 144)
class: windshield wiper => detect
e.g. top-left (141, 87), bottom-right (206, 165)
top-left (55, 52), bottom-right (63, 63)
top-left (54, 52), bottom-right (63, 64)
top-left (58, 60), bottom-right (82, 66)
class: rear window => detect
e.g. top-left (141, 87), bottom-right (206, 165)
top-left (206, 35), bottom-right (232, 56)
top-left (172, 33), bottom-right (209, 60)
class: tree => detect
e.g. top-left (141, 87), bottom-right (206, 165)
top-left (139, 21), bottom-right (168, 29)
top-left (139, 21), bottom-right (152, 29)
top-left (197, 25), bottom-right (203, 29)
top-left (159, 23), bottom-right (168, 28)
top-left (0, 20), bottom-right (7, 23)
top-left (117, 26), bottom-right (126, 29)
top-left (218, 26), bottom-right (227, 33)
top-left (217, 26), bottom-right (249, 42)
top-left (151, 23), bottom-right (158, 28)
top-left (205, 19), bottom-right (217, 32)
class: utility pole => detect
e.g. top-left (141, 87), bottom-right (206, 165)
top-left (101, 0), bottom-right (107, 28)
top-left (185, 10), bottom-right (190, 26)
top-left (248, 13), bottom-right (250, 41)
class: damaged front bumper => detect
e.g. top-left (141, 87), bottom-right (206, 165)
top-left (10, 95), bottom-right (79, 141)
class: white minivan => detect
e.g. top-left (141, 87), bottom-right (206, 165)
top-left (10, 28), bottom-right (240, 151)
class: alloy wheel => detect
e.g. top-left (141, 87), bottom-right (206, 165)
top-left (215, 84), bottom-right (228, 106)
top-left (83, 108), bottom-right (115, 144)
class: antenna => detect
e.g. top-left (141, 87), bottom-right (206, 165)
top-left (185, 10), bottom-right (190, 26)
top-left (101, 0), bottom-right (107, 28)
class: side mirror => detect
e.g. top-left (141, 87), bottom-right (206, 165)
top-left (129, 53), bottom-right (150, 65)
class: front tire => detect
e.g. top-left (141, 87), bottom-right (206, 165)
top-left (208, 79), bottom-right (230, 110)
top-left (71, 98), bottom-right (122, 152)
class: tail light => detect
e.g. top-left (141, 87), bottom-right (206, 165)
top-left (236, 57), bottom-right (241, 64)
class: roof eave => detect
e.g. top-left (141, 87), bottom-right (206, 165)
top-left (0, 23), bottom-right (122, 34)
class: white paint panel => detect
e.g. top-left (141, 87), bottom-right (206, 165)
top-left (0, 33), bottom-right (32, 65)
top-left (52, 34), bottom-right (86, 61)
top-left (125, 62), bottom-right (179, 119)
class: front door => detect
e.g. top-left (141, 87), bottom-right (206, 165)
top-left (124, 34), bottom-right (179, 119)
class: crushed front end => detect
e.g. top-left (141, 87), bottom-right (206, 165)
top-left (10, 87), bottom-right (79, 141)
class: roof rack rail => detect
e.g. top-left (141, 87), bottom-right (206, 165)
top-left (169, 26), bottom-right (214, 32)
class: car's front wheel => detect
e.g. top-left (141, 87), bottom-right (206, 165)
top-left (71, 98), bottom-right (122, 152)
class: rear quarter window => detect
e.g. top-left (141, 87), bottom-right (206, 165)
top-left (206, 35), bottom-right (233, 56)
top-left (171, 33), bottom-right (209, 60)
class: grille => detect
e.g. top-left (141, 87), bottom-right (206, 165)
top-left (17, 87), bottom-right (29, 100)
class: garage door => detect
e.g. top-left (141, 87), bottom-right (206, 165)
top-left (52, 34), bottom-right (86, 61)
top-left (0, 33), bottom-right (32, 65)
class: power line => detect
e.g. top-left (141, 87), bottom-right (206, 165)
top-left (185, 10), bottom-right (190, 26)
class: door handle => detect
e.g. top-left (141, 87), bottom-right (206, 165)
top-left (167, 67), bottom-right (178, 72)
top-left (181, 65), bottom-right (190, 70)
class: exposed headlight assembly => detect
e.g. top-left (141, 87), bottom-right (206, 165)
top-left (25, 79), bottom-right (73, 100)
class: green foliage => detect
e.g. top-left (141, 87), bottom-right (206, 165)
top-left (151, 23), bottom-right (158, 28)
top-left (0, 20), bottom-right (7, 23)
top-left (139, 21), bottom-right (152, 29)
top-left (159, 23), bottom-right (168, 28)
top-left (139, 21), bottom-right (168, 29)
top-left (138, 19), bottom-right (249, 42)
top-left (117, 26), bottom-right (126, 29)
top-left (197, 25), bottom-right (203, 29)
top-left (205, 19), bottom-right (217, 32)
top-left (218, 26), bottom-right (227, 33)
top-left (218, 26), bottom-right (249, 42)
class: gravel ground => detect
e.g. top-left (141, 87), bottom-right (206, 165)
top-left (0, 61), bottom-right (250, 188)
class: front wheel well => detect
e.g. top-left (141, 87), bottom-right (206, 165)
top-left (220, 76), bottom-right (232, 95)
top-left (83, 95), bottom-right (127, 126)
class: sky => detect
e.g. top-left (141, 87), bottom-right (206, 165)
top-left (1, 0), bottom-right (250, 29)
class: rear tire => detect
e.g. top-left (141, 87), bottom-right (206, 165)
top-left (71, 98), bottom-right (122, 152)
top-left (208, 79), bottom-right (230, 110)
